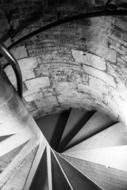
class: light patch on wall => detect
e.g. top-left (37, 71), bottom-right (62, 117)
top-left (72, 49), bottom-right (106, 71)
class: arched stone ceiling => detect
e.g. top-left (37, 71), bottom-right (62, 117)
top-left (0, 0), bottom-right (127, 125)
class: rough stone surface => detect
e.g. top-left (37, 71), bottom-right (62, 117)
top-left (11, 46), bottom-right (28, 60)
top-left (1, 1), bottom-right (127, 190)
top-left (72, 50), bottom-right (106, 71)
top-left (25, 77), bottom-right (50, 90)
top-left (1, 149), bottom-right (37, 190)
top-left (83, 65), bottom-right (116, 88)
top-left (18, 57), bottom-right (38, 81)
top-left (0, 0), bottom-right (127, 125)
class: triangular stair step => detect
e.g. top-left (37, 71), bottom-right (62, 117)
top-left (64, 145), bottom-right (127, 171)
top-left (59, 109), bottom-right (94, 150)
top-left (67, 111), bottom-right (115, 148)
top-left (60, 109), bottom-right (87, 143)
top-left (36, 113), bottom-right (62, 143)
top-left (30, 148), bottom-right (48, 190)
top-left (1, 147), bottom-right (38, 190)
top-left (0, 142), bottom-right (26, 174)
top-left (0, 128), bottom-right (32, 157)
top-left (65, 122), bottom-right (127, 154)
top-left (24, 139), bottom-right (46, 190)
top-left (0, 135), bottom-right (13, 142)
top-left (0, 122), bottom-right (28, 137)
top-left (50, 110), bottom-right (70, 150)
top-left (56, 153), bottom-right (101, 190)
top-left (51, 151), bottom-right (72, 190)
top-left (63, 155), bottom-right (127, 190)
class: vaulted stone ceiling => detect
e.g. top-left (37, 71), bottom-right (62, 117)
top-left (0, 0), bottom-right (127, 126)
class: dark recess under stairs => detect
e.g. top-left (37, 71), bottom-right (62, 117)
top-left (31, 108), bottom-right (127, 190)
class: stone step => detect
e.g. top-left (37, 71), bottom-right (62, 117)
top-left (59, 109), bottom-right (94, 150)
top-left (51, 151), bottom-right (72, 190)
top-left (63, 154), bottom-right (127, 190)
top-left (24, 139), bottom-right (46, 190)
top-left (60, 109), bottom-right (88, 144)
top-left (36, 113), bottom-right (62, 144)
top-left (0, 128), bottom-right (32, 157)
top-left (67, 111), bottom-right (114, 148)
top-left (64, 122), bottom-right (127, 154)
top-left (57, 153), bottom-right (101, 190)
top-left (29, 148), bottom-right (48, 190)
top-left (64, 145), bottom-right (127, 171)
top-left (1, 148), bottom-right (38, 190)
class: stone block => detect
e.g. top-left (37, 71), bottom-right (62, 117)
top-left (4, 65), bottom-right (17, 88)
top-left (110, 45), bottom-right (126, 55)
top-left (11, 46), bottom-right (28, 60)
top-left (25, 77), bottom-right (50, 92)
top-left (89, 76), bottom-right (108, 95)
top-left (34, 64), bottom-right (50, 77)
top-left (83, 65), bottom-right (116, 88)
top-left (35, 96), bottom-right (58, 110)
top-left (77, 83), bottom-right (103, 100)
top-left (24, 91), bottom-right (43, 102)
top-left (18, 57), bottom-right (38, 81)
top-left (72, 49), bottom-right (106, 70)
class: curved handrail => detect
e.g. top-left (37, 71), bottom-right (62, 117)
top-left (8, 7), bottom-right (127, 49)
top-left (0, 44), bottom-right (23, 97)
top-left (0, 4), bottom-right (126, 98)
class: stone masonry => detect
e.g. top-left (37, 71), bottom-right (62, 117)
top-left (0, 0), bottom-right (127, 126)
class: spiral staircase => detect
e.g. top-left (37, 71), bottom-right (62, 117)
top-left (0, 1), bottom-right (127, 189)
top-left (1, 79), bottom-right (127, 190)
top-left (31, 108), bottom-right (127, 190)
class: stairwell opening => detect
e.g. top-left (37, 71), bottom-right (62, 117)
top-left (0, 1), bottom-right (127, 189)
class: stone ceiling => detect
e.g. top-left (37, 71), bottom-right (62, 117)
top-left (0, 0), bottom-right (127, 126)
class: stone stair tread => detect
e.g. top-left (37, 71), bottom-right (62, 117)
top-left (36, 113), bottom-right (62, 143)
top-left (67, 111), bottom-right (114, 148)
top-left (51, 151), bottom-right (72, 190)
top-left (30, 148), bottom-right (48, 190)
top-left (1, 148), bottom-right (38, 190)
top-left (56, 153), bottom-right (101, 190)
top-left (60, 109), bottom-right (87, 144)
top-left (0, 128), bottom-right (32, 157)
top-left (63, 145), bottom-right (127, 171)
top-left (65, 122), bottom-right (127, 153)
top-left (63, 154), bottom-right (127, 190)
top-left (24, 139), bottom-right (46, 190)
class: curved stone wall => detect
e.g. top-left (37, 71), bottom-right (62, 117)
top-left (0, 0), bottom-right (127, 125)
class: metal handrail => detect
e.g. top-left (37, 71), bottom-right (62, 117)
top-left (8, 7), bottom-right (127, 49)
top-left (0, 44), bottom-right (23, 97)
top-left (0, 3), bottom-right (127, 98)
